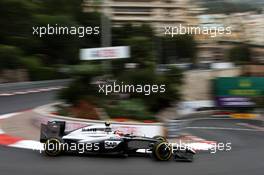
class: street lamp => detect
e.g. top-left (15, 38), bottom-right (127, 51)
top-left (100, 0), bottom-right (112, 47)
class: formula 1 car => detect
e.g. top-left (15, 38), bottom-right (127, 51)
top-left (40, 121), bottom-right (195, 161)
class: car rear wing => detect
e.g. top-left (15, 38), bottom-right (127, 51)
top-left (40, 121), bottom-right (66, 143)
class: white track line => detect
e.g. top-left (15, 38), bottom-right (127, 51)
top-left (0, 93), bottom-right (13, 96)
top-left (236, 123), bottom-right (264, 131)
top-left (167, 118), bottom-right (248, 123)
top-left (186, 126), bottom-right (264, 132)
top-left (0, 112), bottom-right (21, 120)
top-left (0, 86), bottom-right (65, 97)
top-left (9, 140), bottom-right (44, 151)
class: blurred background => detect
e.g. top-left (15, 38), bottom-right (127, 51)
top-left (0, 0), bottom-right (263, 121)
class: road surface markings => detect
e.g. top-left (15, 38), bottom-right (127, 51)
top-left (169, 134), bottom-right (216, 151)
top-left (0, 111), bottom-right (43, 150)
top-left (236, 123), bottom-right (264, 131)
top-left (186, 126), bottom-right (264, 132)
top-left (0, 112), bottom-right (21, 120)
top-left (0, 86), bottom-right (65, 97)
top-left (9, 140), bottom-right (44, 151)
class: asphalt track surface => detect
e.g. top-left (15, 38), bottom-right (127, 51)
top-left (0, 91), bottom-right (57, 114)
top-left (0, 90), bottom-right (264, 175)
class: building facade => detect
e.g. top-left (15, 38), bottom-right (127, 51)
top-left (83, 0), bottom-right (203, 33)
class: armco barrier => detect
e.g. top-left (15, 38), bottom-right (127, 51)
top-left (0, 79), bottom-right (72, 93)
top-left (33, 103), bottom-right (165, 138)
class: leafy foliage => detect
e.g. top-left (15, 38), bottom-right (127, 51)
top-left (0, 45), bottom-right (23, 69)
top-left (202, 1), bottom-right (261, 14)
top-left (160, 35), bottom-right (197, 64)
top-left (0, 0), bottom-right (100, 74)
top-left (228, 44), bottom-right (252, 64)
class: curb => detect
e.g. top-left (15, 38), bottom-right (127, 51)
top-left (168, 134), bottom-right (216, 152)
top-left (0, 133), bottom-right (43, 151)
top-left (0, 112), bottom-right (43, 151)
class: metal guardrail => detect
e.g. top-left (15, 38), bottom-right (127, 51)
top-left (0, 79), bottom-right (72, 93)
top-left (166, 119), bottom-right (188, 138)
top-left (165, 111), bottom-right (215, 138)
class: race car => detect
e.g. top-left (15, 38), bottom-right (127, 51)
top-left (40, 121), bottom-right (195, 161)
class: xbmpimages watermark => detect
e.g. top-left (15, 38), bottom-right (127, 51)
top-left (163, 141), bottom-right (232, 154)
top-left (164, 24), bottom-right (232, 38)
top-left (42, 141), bottom-right (100, 154)
top-left (98, 82), bottom-right (166, 96)
top-left (32, 24), bottom-right (100, 37)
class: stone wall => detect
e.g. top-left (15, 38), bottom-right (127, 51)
top-left (0, 69), bottom-right (29, 83)
top-left (181, 68), bottom-right (241, 101)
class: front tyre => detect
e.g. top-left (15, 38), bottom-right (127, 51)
top-left (44, 138), bottom-right (63, 156)
top-left (152, 141), bottom-right (172, 161)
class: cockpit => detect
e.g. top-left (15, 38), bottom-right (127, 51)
top-left (81, 122), bottom-right (112, 133)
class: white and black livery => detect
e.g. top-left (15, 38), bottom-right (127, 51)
top-left (40, 121), bottom-right (195, 161)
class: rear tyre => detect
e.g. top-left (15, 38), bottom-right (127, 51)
top-left (44, 138), bottom-right (63, 156)
top-left (152, 141), bottom-right (172, 161)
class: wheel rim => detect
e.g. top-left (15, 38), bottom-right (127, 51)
top-left (155, 142), bottom-right (172, 160)
top-left (44, 138), bottom-right (62, 156)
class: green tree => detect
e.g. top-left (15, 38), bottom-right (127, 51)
top-left (0, 45), bottom-right (23, 69)
top-left (112, 23), bottom-right (154, 46)
top-left (52, 20), bottom-right (185, 115)
top-left (117, 68), bottom-right (183, 112)
top-left (0, 0), bottom-right (39, 54)
top-left (59, 64), bottom-right (105, 104)
top-left (111, 36), bottom-right (155, 75)
top-left (228, 44), bottom-right (251, 64)
top-left (33, 15), bottom-right (80, 65)
top-left (125, 37), bottom-right (155, 68)
top-left (78, 12), bottom-right (101, 48)
top-left (160, 35), bottom-right (197, 64)
top-left (41, 0), bottom-right (83, 17)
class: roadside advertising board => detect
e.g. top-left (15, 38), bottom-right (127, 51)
top-left (213, 77), bottom-right (264, 107)
top-left (80, 46), bottom-right (130, 60)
